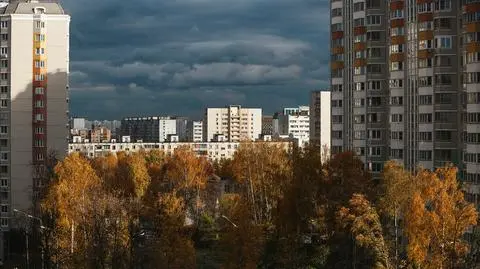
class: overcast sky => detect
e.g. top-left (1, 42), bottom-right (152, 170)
top-left (62, 0), bottom-right (330, 120)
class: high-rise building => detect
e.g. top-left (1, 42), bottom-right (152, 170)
top-left (261, 115), bottom-right (273, 135)
top-left (277, 106), bottom-right (310, 147)
top-left (310, 91), bottom-right (331, 153)
top-left (89, 126), bottom-right (111, 143)
top-left (204, 105), bottom-right (262, 142)
top-left (330, 0), bottom-right (465, 176)
top-left (187, 120), bottom-right (203, 142)
top-left (0, 0), bottom-right (70, 223)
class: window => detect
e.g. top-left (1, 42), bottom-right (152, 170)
top-left (0, 100), bottom-right (6, 108)
top-left (332, 115), bottom-right (343, 124)
top-left (366, 15), bottom-right (381, 25)
top-left (0, 139), bottom-right (6, 147)
top-left (35, 21), bottom-right (45, 28)
top-left (435, 55), bottom-right (451, 67)
top-left (368, 130), bottom-right (381, 140)
top-left (367, 113), bottom-right (380, 123)
top-left (418, 150), bottom-right (432, 161)
top-left (354, 66), bottom-right (365, 75)
top-left (390, 96), bottom-right (403, 105)
top-left (1, 218), bottom-right (7, 227)
top-left (35, 47), bottom-right (45, 55)
top-left (354, 34), bottom-right (365, 43)
top-left (332, 100), bottom-right (343, 108)
top-left (435, 36), bottom-right (452, 49)
top-left (367, 97), bottom-right (382, 106)
top-left (391, 131), bottom-right (403, 141)
top-left (34, 74), bottom-right (45, 81)
top-left (354, 115), bottom-right (365, 124)
top-left (435, 112), bottom-right (454, 123)
top-left (34, 139), bottom-right (44, 147)
top-left (331, 8), bottom-right (342, 17)
top-left (436, 130), bottom-right (452, 141)
top-left (390, 10), bottom-right (403, 19)
top-left (467, 52), bottom-right (480, 63)
top-left (391, 114), bottom-right (403, 123)
top-left (418, 3), bottom-right (433, 13)
top-left (419, 113), bottom-right (433, 123)
top-left (332, 131), bottom-right (342, 139)
top-left (418, 95), bottom-right (433, 105)
top-left (368, 81), bottom-right (382, 91)
top-left (354, 18), bottom-right (365, 27)
top-left (370, 162), bottom-right (383, 172)
top-left (35, 87), bottom-right (44, 94)
top-left (366, 0), bottom-right (380, 8)
top-left (0, 166), bottom-right (7, 174)
top-left (465, 72), bottom-right (480, 84)
top-left (36, 153), bottom-right (44, 161)
top-left (466, 133), bottom-right (480, 144)
top-left (0, 86), bottom-right (7, 94)
top-left (436, 0), bottom-right (451, 11)
top-left (367, 48), bottom-right (382, 58)
top-left (355, 50), bottom-right (366, 59)
top-left (331, 23), bottom-right (343, 32)
top-left (35, 100), bottom-right (44, 108)
top-left (391, 27), bottom-right (404, 36)
top-left (435, 74), bottom-right (452, 85)
top-left (390, 61), bottom-right (403, 71)
top-left (355, 83), bottom-right (365, 92)
top-left (35, 114), bottom-right (44, 121)
top-left (354, 147), bottom-right (365, 156)
top-left (419, 21), bottom-right (433, 31)
top-left (367, 31), bottom-right (381, 41)
top-left (35, 127), bottom-right (44, 134)
top-left (390, 149), bottom-right (404, 159)
top-left (367, 64), bottom-right (382, 74)
top-left (369, 147), bottom-right (382, 156)
top-left (419, 40), bottom-right (433, 49)
top-left (34, 60), bottom-right (45, 68)
top-left (389, 79), bottom-right (403, 88)
top-left (390, 44), bottom-right (404, 53)
top-left (354, 131), bottom-right (366, 139)
top-left (418, 58), bottom-right (433, 68)
top-left (418, 76), bottom-right (433, 87)
top-left (353, 2), bottom-right (364, 12)
top-left (435, 93), bottom-right (453, 104)
top-left (434, 18), bottom-right (451, 29)
top-left (417, 132), bottom-right (433, 141)
top-left (0, 21), bottom-right (7, 28)
top-left (466, 113), bottom-right (480, 123)
top-left (467, 92), bottom-right (480, 104)
top-left (0, 126), bottom-right (7, 134)
top-left (354, 98), bottom-right (365, 107)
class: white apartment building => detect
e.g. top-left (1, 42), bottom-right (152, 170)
top-left (204, 105), bottom-right (262, 142)
top-left (69, 141), bottom-right (290, 162)
top-left (277, 106), bottom-right (310, 147)
top-left (310, 91), bottom-right (331, 153)
top-left (187, 120), bottom-right (203, 142)
top-left (0, 0), bottom-right (70, 226)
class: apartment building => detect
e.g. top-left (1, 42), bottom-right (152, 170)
top-left (262, 115), bottom-right (273, 135)
top-left (69, 141), bottom-right (290, 162)
top-left (330, 0), bottom-right (466, 176)
top-left (121, 116), bottom-right (187, 142)
top-left (187, 120), bottom-right (203, 142)
top-left (277, 106), bottom-right (311, 147)
top-left (310, 90), bottom-right (331, 152)
top-left (204, 105), bottom-right (262, 142)
top-left (89, 126), bottom-right (111, 143)
top-left (0, 0), bottom-right (70, 226)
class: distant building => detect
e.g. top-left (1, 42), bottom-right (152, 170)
top-left (121, 116), bottom-right (187, 143)
top-left (204, 105), bottom-right (262, 142)
top-left (277, 106), bottom-right (310, 147)
top-left (262, 116), bottom-right (273, 135)
top-left (71, 118), bottom-right (86, 130)
top-left (310, 91), bottom-right (331, 155)
top-left (89, 126), bottom-right (111, 143)
top-left (187, 120), bottom-right (203, 142)
top-left (69, 140), bottom-right (291, 162)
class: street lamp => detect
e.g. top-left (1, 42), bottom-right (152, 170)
top-left (221, 215), bottom-right (238, 228)
top-left (13, 209), bottom-right (46, 269)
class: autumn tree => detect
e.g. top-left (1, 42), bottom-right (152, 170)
top-left (337, 194), bottom-right (390, 269)
top-left (230, 142), bottom-right (291, 225)
top-left (404, 166), bottom-right (477, 269)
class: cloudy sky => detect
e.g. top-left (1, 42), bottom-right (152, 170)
top-left (62, 0), bottom-right (330, 120)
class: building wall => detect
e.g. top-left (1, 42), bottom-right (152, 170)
top-left (204, 106), bottom-right (262, 142)
top-left (158, 118), bottom-right (176, 142)
top-left (69, 141), bottom-right (291, 162)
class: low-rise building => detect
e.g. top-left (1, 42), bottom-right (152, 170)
top-left (68, 141), bottom-right (291, 162)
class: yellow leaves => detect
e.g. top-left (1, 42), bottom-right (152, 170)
top-left (404, 166), bottom-right (478, 268)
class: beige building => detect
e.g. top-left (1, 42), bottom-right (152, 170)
top-left (89, 126), bottom-right (111, 143)
top-left (310, 91), bottom-right (331, 153)
top-left (0, 0), bottom-right (70, 234)
top-left (204, 105), bottom-right (262, 142)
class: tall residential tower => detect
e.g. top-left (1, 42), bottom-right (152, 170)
top-left (330, 0), bottom-right (466, 177)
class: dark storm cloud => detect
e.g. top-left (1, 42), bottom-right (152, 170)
top-left (63, 0), bottom-right (330, 119)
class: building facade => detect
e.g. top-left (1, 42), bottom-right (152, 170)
top-left (121, 116), bottom-right (187, 143)
top-left (89, 126), bottom-right (111, 143)
top-left (310, 90), bottom-right (331, 152)
top-left (0, 0), bottom-right (70, 229)
top-left (277, 106), bottom-right (310, 147)
top-left (187, 120), bottom-right (203, 142)
top-left (69, 141), bottom-right (291, 162)
top-left (330, 0), bottom-right (467, 177)
top-left (204, 105), bottom-right (262, 142)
